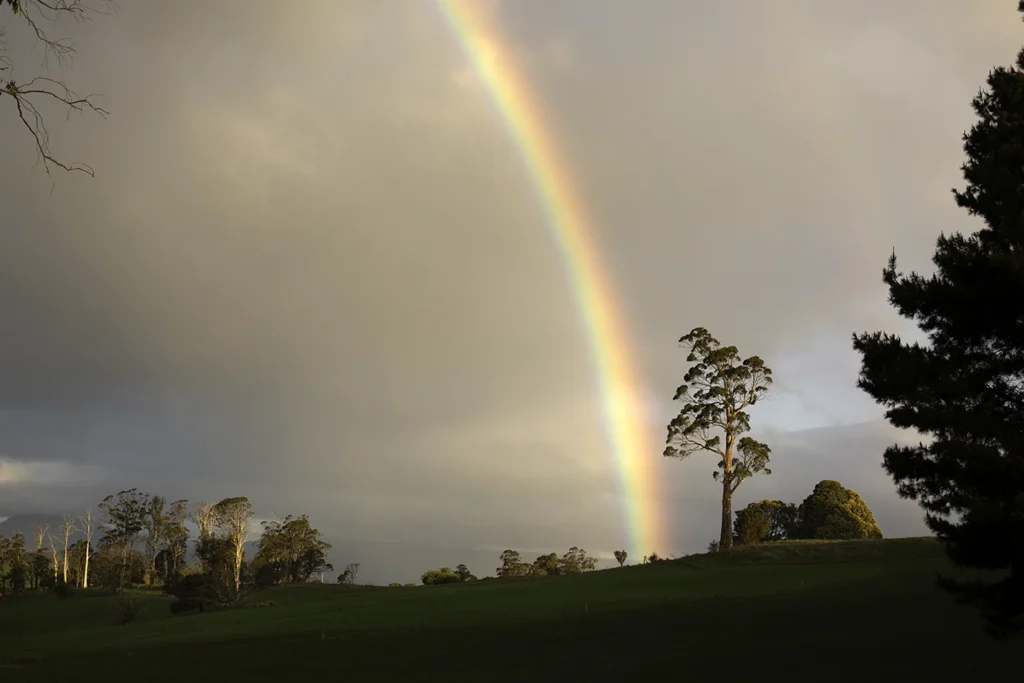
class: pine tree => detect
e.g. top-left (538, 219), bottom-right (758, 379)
top-left (852, 5), bottom-right (1024, 636)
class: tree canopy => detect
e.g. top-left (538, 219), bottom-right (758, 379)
top-left (794, 481), bottom-right (882, 541)
top-left (734, 500), bottom-right (798, 545)
top-left (254, 515), bottom-right (333, 586)
top-left (851, 4), bottom-right (1024, 635)
top-left (665, 327), bottom-right (773, 550)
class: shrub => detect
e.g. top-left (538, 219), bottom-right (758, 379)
top-left (114, 594), bottom-right (143, 625)
top-left (796, 480), bottom-right (884, 540)
top-left (707, 540), bottom-right (720, 553)
top-left (421, 568), bottom-right (461, 585)
top-left (735, 507), bottom-right (770, 545)
top-left (52, 581), bottom-right (72, 602)
top-left (52, 581), bottom-right (73, 601)
top-left (253, 563), bottom-right (286, 590)
top-left (167, 573), bottom-right (212, 614)
top-left (10, 565), bottom-right (26, 593)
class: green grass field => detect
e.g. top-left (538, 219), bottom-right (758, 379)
top-left (1, 538), bottom-right (1019, 682)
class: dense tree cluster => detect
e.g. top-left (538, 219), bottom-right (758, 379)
top-left (416, 548), bottom-right (600, 587)
top-left (253, 515), bottom-right (333, 588)
top-left (421, 566), bottom-right (468, 585)
top-left (734, 500), bottom-right (799, 546)
top-left (0, 490), bottom-right (334, 615)
top-left (496, 546), bottom-right (597, 578)
top-left (732, 481), bottom-right (882, 546)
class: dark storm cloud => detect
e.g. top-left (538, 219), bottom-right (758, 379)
top-left (0, 1), bottom-right (1016, 580)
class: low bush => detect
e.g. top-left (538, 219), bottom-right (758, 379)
top-left (52, 581), bottom-right (73, 601)
top-left (114, 594), bottom-right (143, 625)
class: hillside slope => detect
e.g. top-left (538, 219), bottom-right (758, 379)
top-left (1, 538), bottom-right (1017, 682)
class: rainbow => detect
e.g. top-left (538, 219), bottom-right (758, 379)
top-left (437, 0), bottom-right (668, 558)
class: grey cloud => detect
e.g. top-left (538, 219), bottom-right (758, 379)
top-left (0, 1), bottom-right (1011, 581)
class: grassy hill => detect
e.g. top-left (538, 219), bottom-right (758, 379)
top-left (1, 538), bottom-right (1018, 682)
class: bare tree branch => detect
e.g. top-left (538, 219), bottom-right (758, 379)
top-left (1, 0), bottom-right (115, 176)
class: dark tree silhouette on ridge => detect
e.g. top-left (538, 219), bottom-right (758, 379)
top-left (853, 2), bottom-right (1024, 637)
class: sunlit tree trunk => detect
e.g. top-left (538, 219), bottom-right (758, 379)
top-left (80, 510), bottom-right (94, 589)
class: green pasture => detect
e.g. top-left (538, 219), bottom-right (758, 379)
top-left (1, 538), bottom-right (1017, 682)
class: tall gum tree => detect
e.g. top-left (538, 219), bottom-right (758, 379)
top-left (78, 509), bottom-right (94, 589)
top-left (212, 497), bottom-right (254, 594)
top-left (852, 3), bottom-right (1024, 636)
top-left (664, 327), bottom-right (773, 550)
top-left (99, 488), bottom-right (148, 589)
top-left (58, 513), bottom-right (76, 584)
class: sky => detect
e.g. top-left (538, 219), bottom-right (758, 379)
top-left (0, 0), bottom-right (1020, 583)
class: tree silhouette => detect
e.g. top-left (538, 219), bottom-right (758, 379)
top-left (852, 2), bottom-right (1024, 636)
top-left (665, 327), bottom-right (773, 550)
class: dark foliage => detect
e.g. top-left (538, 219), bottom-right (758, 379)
top-left (254, 563), bottom-right (286, 590)
top-left (51, 580), bottom-right (73, 601)
top-left (557, 547), bottom-right (597, 574)
top-left (169, 597), bottom-right (205, 615)
top-left (734, 500), bottom-right (798, 545)
top-left (167, 574), bottom-right (211, 614)
top-left (532, 553), bottom-right (560, 576)
top-left (253, 514), bottom-right (332, 586)
top-left (192, 536), bottom-right (245, 604)
top-left (92, 538), bottom-right (143, 592)
top-left (497, 549), bottom-right (529, 578)
top-left (114, 593), bottom-right (143, 626)
top-left (852, 4), bottom-right (1024, 636)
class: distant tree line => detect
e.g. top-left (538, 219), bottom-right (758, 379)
top-left (416, 546), bottom-right (600, 587)
top-left (0, 489), bottom-right (337, 616)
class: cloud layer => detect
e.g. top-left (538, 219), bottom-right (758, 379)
top-left (0, 0), bottom-right (1017, 580)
